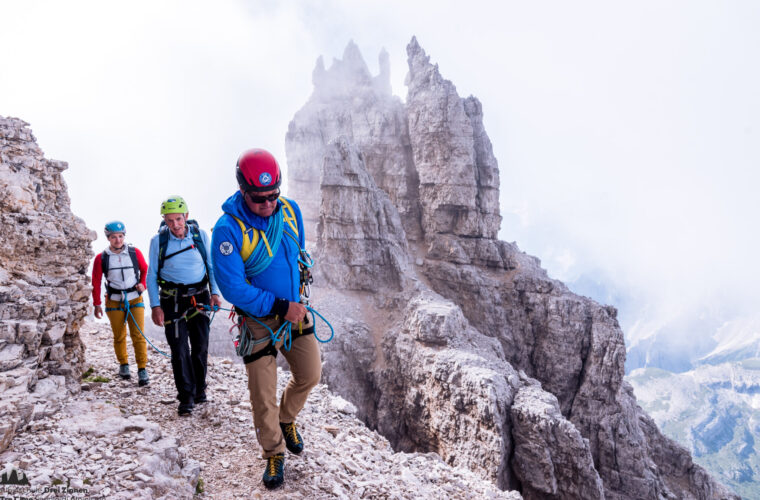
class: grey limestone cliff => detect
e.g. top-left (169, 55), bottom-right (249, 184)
top-left (285, 38), bottom-right (737, 499)
top-left (0, 116), bottom-right (94, 453)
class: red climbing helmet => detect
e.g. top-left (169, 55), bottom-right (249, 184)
top-left (236, 149), bottom-right (282, 193)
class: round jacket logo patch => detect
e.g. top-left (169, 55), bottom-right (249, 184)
top-left (259, 172), bottom-right (272, 186)
top-left (219, 241), bottom-right (234, 256)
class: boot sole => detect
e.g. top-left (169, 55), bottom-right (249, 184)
top-left (263, 479), bottom-right (284, 490)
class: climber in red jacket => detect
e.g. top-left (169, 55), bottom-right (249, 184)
top-left (91, 220), bottom-right (150, 386)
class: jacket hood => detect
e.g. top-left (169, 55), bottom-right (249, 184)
top-left (220, 191), bottom-right (281, 231)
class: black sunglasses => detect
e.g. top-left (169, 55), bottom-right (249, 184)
top-left (246, 190), bottom-right (280, 204)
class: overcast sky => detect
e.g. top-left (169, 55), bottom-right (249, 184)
top-left (2, 0), bottom-right (758, 344)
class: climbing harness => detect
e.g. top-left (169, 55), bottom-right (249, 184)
top-left (159, 285), bottom-right (216, 346)
top-left (231, 304), bottom-right (334, 361)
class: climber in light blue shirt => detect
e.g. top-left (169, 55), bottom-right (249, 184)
top-left (147, 195), bottom-right (221, 416)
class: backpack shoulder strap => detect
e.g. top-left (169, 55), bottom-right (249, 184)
top-left (227, 214), bottom-right (259, 263)
top-left (127, 245), bottom-right (140, 281)
top-left (280, 198), bottom-right (299, 239)
top-left (101, 250), bottom-right (109, 276)
top-left (187, 220), bottom-right (209, 276)
top-left (157, 226), bottom-right (170, 277)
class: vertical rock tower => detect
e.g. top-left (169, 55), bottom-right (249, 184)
top-left (0, 116), bottom-right (94, 452)
top-left (285, 39), bottom-right (737, 499)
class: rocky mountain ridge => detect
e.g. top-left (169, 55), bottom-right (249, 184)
top-left (3, 321), bottom-right (514, 499)
top-left (286, 38), bottom-right (738, 499)
top-left (0, 116), bottom-right (94, 455)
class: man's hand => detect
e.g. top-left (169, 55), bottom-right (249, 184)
top-left (135, 284), bottom-right (146, 293)
top-left (94, 305), bottom-right (103, 319)
top-left (151, 306), bottom-right (164, 327)
top-left (210, 294), bottom-right (222, 311)
top-left (284, 301), bottom-right (307, 324)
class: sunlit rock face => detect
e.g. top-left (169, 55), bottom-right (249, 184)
top-left (286, 39), bottom-right (738, 499)
top-left (0, 116), bottom-right (94, 452)
top-left (405, 37), bottom-right (501, 241)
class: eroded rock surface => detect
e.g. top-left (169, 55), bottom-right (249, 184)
top-left (287, 39), bottom-right (738, 499)
top-left (0, 116), bottom-right (94, 453)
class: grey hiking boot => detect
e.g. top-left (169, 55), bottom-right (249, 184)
top-left (118, 364), bottom-right (131, 380)
top-left (137, 368), bottom-right (149, 386)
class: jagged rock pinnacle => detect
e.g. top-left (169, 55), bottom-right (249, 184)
top-left (374, 47), bottom-right (392, 95)
top-left (285, 40), bottom-right (740, 499)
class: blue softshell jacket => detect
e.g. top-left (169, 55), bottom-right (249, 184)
top-left (211, 191), bottom-right (305, 317)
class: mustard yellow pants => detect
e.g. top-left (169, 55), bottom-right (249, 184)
top-left (105, 296), bottom-right (148, 369)
top-left (244, 315), bottom-right (321, 458)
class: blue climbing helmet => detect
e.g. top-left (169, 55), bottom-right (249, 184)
top-left (104, 220), bottom-right (126, 236)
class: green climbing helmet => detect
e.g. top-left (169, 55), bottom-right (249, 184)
top-left (160, 195), bottom-right (188, 215)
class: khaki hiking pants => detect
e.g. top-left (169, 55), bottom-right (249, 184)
top-left (105, 296), bottom-right (148, 369)
top-left (244, 314), bottom-right (321, 458)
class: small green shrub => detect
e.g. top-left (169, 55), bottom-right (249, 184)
top-left (81, 367), bottom-right (94, 379)
top-left (195, 477), bottom-right (205, 495)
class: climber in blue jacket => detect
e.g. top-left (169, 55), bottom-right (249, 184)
top-left (211, 148), bottom-right (320, 491)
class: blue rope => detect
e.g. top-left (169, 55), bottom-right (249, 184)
top-left (198, 304), bottom-right (233, 327)
top-left (307, 306), bottom-right (334, 344)
top-left (233, 304), bottom-right (334, 357)
top-left (112, 292), bottom-right (171, 358)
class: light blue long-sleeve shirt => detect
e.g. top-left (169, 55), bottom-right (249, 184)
top-left (147, 226), bottom-right (219, 307)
